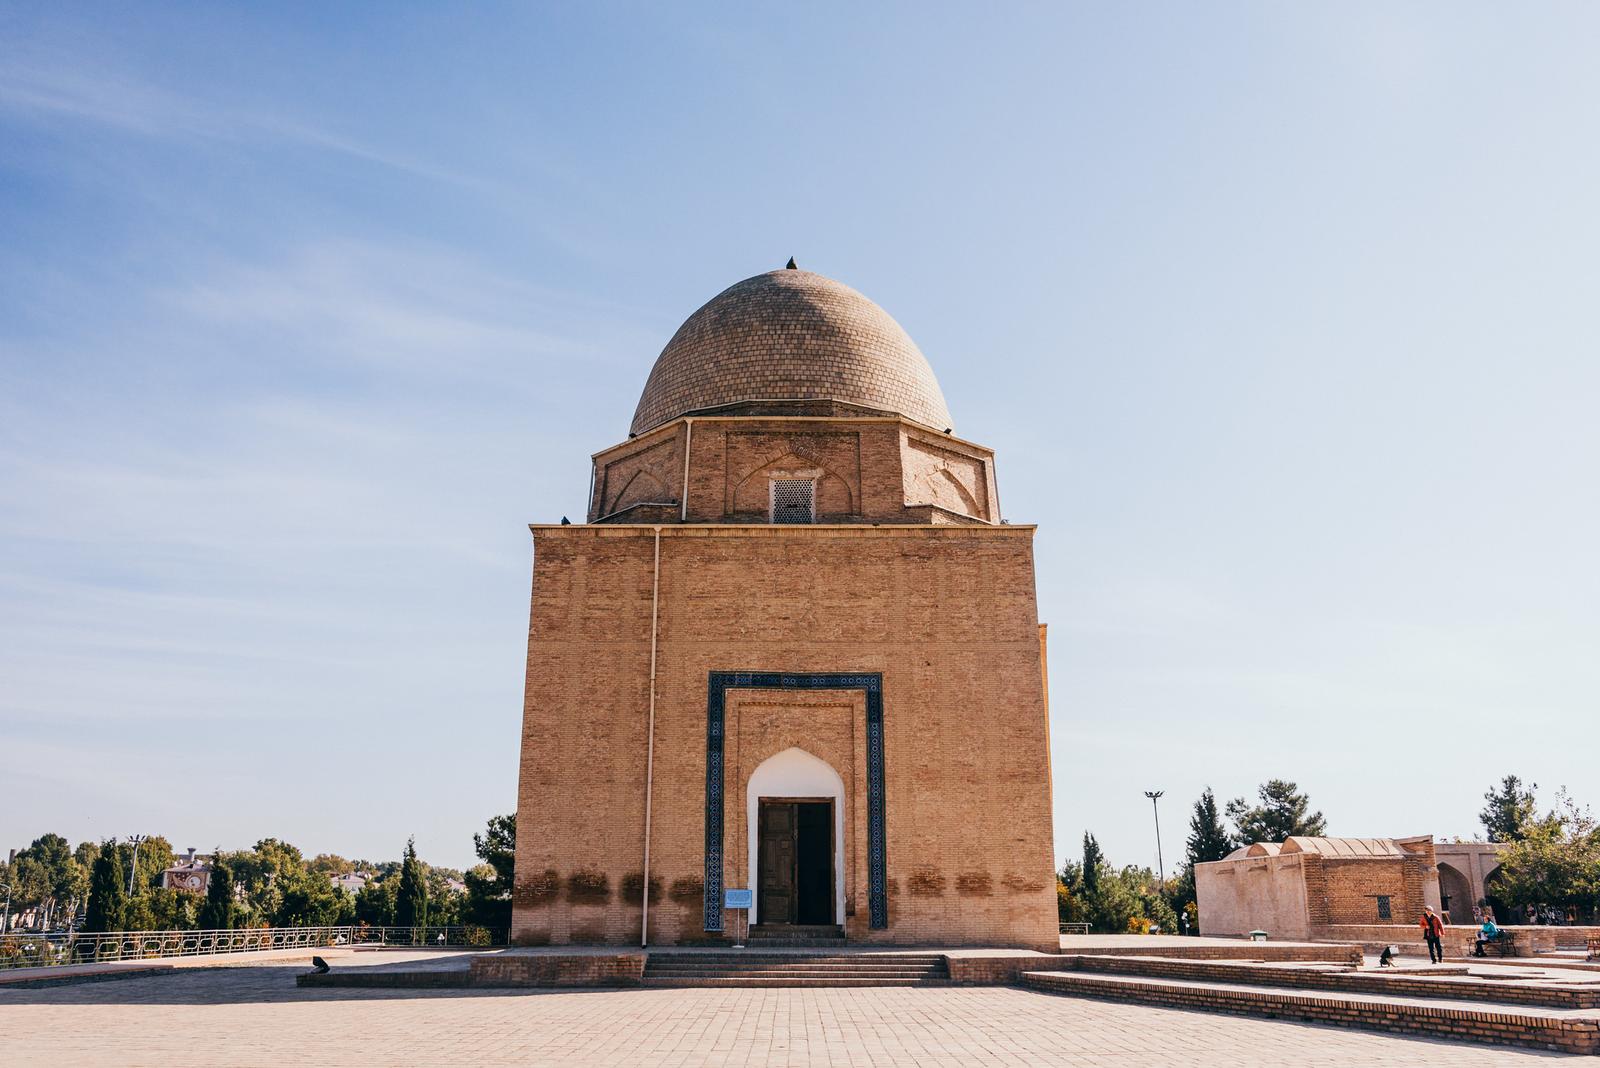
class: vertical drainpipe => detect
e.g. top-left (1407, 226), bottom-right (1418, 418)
top-left (641, 526), bottom-right (662, 946)
top-left (680, 418), bottom-right (694, 522)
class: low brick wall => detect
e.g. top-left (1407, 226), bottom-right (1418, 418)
top-left (1024, 971), bottom-right (1600, 1056)
top-left (1069, 954), bottom-right (1600, 1010)
top-left (469, 953), bottom-right (646, 987)
top-left (1315, 924), bottom-right (1600, 958)
top-left (946, 942), bottom-right (1360, 984)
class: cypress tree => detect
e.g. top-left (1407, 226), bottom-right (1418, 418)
top-left (198, 858), bottom-right (236, 930)
top-left (395, 837), bottom-right (428, 935)
top-left (83, 840), bottom-right (127, 933)
top-left (1081, 832), bottom-right (1104, 896)
top-left (1186, 788), bottom-right (1234, 865)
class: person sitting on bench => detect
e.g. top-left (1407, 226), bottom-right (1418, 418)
top-left (1474, 917), bottom-right (1502, 957)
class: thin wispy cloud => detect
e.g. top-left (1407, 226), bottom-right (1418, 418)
top-left (0, 60), bottom-right (490, 192)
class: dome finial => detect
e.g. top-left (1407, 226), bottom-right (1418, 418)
top-left (785, 256), bottom-right (797, 270)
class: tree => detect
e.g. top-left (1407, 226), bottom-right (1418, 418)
top-left (1227, 780), bottom-right (1327, 844)
top-left (118, 836), bottom-right (175, 894)
top-left (425, 870), bottom-right (463, 927)
top-left (83, 841), bottom-right (127, 933)
top-left (1186, 789), bottom-right (1234, 864)
top-left (355, 879), bottom-right (398, 926)
top-left (463, 813), bottom-right (515, 928)
top-left (395, 838), bottom-right (428, 932)
top-left (273, 869), bottom-right (351, 927)
top-left (197, 858), bottom-right (237, 930)
top-left (9, 834), bottom-right (88, 931)
top-left (1480, 775), bottom-right (1538, 844)
top-left (308, 854), bottom-right (355, 876)
top-left (223, 838), bottom-right (311, 926)
top-left (1081, 833), bottom-right (1104, 897)
top-left (1494, 790), bottom-right (1600, 915)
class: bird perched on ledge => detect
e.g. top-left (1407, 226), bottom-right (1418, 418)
top-left (310, 956), bottom-right (331, 974)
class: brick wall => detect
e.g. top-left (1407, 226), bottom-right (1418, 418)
top-left (1024, 971), bottom-right (1600, 1055)
top-left (1315, 922), bottom-right (1600, 958)
top-left (468, 953), bottom-right (645, 987)
top-left (1318, 858), bottom-right (1415, 924)
top-left (512, 523), bottom-right (1056, 950)
top-left (945, 942), bottom-right (1360, 984)
top-left (589, 417), bottom-right (997, 525)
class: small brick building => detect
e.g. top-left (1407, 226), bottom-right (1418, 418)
top-left (1196, 835), bottom-right (1442, 939)
top-left (512, 266), bottom-right (1057, 949)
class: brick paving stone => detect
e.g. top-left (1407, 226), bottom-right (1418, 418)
top-left (0, 953), bottom-right (1577, 1066)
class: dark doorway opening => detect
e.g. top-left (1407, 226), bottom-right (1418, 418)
top-left (757, 799), bottom-right (834, 926)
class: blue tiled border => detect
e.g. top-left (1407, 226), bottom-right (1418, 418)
top-left (704, 672), bottom-right (887, 933)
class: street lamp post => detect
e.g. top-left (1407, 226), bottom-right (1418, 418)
top-left (1144, 791), bottom-right (1166, 888)
top-left (127, 835), bottom-right (149, 897)
top-left (1, 882), bottom-right (11, 935)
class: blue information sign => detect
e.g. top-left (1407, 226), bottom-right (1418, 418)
top-left (723, 888), bottom-right (753, 910)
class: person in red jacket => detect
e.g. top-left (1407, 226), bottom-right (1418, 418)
top-left (1420, 905), bottom-right (1446, 963)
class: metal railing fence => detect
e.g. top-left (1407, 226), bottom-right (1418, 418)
top-left (1059, 922), bottom-right (1091, 935)
top-left (0, 925), bottom-right (506, 970)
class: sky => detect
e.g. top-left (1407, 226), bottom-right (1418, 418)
top-left (2, 3), bottom-right (1597, 872)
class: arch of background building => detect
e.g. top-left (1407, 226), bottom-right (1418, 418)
top-left (704, 671), bottom-right (886, 933)
top-left (1437, 861), bottom-right (1473, 920)
top-left (745, 747), bottom-right (847, 926)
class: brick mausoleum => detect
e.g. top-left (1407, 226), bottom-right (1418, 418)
top-left (512, 264), bottom-right (1057, 949)
top-left (1196, 835), bottom-right (1442, 939)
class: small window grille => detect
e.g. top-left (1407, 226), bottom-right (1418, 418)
top-left (770, 479), bottom-right (815, 524)
top-left (1376, 895), bottom-right (1392, 920)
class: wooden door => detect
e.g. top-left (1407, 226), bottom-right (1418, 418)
top-left (758, 801), bottom-right (796, 924)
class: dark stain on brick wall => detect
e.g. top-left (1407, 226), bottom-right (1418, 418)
top-left (907, 866), bottom-right (947, 896)
top-left (566, 867), bottom-right (611, 904)
top-left (519, 868), bottom-right (561, 908)
top-left (1002, 872), bottom-right (1043, 893)
top-left (669, 875), bottom-right (704, 903)
top-left (621, 872), bottom-right (663, 905)
top-left (956, 871), bottom-right (994, 896)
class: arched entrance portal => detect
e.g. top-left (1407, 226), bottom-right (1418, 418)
top-left (746, 748), bottom-right (845, 927)
top-left (1483, 866), bottom-right (1510, 924)
top-left (1437, 862), bottom-right (1472, 923)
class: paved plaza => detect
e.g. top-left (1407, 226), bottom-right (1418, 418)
top-left (0, 950), bottom-right (1578, 1066)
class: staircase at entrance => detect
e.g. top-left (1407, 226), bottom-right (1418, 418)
top-left (642, 950), bottom-right (949, 988)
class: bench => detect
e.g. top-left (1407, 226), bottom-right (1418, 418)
top-left (1476, 932), bottom-right (1520, 958)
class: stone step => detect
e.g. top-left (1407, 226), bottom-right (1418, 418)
top-left (646, 969), bottom-right (939, 980)
top-left (1062, 954), bottom-right (1600, 1011)
top-left (1022, 970), bottom-right (1600, 1056)
top-left (647, 955), bottom-right (944, 965)
top-left (645, 965), bottom-right (942, 976)
top-left (641, 976), bottom-right (937, 988)
top-left (642, 949), bottom-right (949, 987)
top-left (645, 965), bottom-right (942, 972)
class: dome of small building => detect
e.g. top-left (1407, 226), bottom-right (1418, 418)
top-left (630, 267), bottom-right (953, 436)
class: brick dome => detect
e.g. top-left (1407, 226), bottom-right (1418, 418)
top-left (630, 268), bottom-right (953, 435)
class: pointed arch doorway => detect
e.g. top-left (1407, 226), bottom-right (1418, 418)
top-left (746, 747), bottom-right (845, 927)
